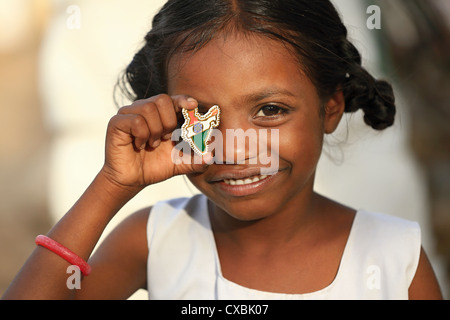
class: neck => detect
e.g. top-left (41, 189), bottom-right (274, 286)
top-left (209, 181), bottom-right (322, 251)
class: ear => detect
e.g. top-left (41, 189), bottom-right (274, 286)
top-left (323, 89), bottom-right (345, 134)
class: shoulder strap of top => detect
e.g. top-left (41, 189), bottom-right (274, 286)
top-left (146, 195), bottom-right (217, 299)
top-left (335, 210), bottom-right (421, 299)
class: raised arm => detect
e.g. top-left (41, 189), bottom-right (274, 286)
top-left (2, 95), bottom-right (208, 299)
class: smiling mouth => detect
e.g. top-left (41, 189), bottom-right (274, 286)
top-left (210, 168), bottom-right (282, 197)
top-left (223, 174), bottom-right (269, 186)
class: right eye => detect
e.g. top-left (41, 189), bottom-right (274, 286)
top-left (255, 104), bottom-right (289, 118)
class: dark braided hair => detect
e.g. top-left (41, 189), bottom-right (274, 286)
top-left (117, 0), bottom-right (396, 130)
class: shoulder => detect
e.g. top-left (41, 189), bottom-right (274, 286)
top-left (91, 206), bottom-right (152, 265)
top-left (365, 208), bottom-right (443, 299)
top-left (357, 210), bottom-right (419, 228)
top-left (356, 210), bottom-right (441, 299)
top-left (147, 194), bottom-right (208, 229)
top-left (347, 211), bottom-right (422, 294)
top-left (76, 207), bottom-right (152, 299)
top-left (409, 247), bottom-right (443, 299)
top-left (354, 210), bottom-right (421, 247)
top-left (351, 210), bottom-right (421, 266)
top-left (97, 206), bottom-right (152, 263)
top-left (115, 206), bottom-right (153, 244)
top-left (150, 194), bottom-right (206, 212)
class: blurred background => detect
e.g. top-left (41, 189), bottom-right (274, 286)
top-left (0, 0), bottom-right (448, 299)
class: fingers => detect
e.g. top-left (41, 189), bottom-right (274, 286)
top-left (117, 94), bottom-right (198, 149)
top-left (170, 95), bottom-right (198, 113)
top-left (107, 113), bottom-right (149, 150)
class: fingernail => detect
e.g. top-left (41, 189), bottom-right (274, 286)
top-left (152, 140), bottom-right (161, 148)
top-left (163, 133), bottom-right (172, 140)
top-left (203, 153), bottom-right (214, 165)
top-left (187, 97), bottom-right (197, 105)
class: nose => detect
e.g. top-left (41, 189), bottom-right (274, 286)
top-left (210, 113), bottom-right (259, 165)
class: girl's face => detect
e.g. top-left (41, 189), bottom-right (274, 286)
top-left (168, 33), bottom-right (343, 221)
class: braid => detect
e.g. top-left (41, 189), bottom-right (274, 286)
top-left (340, 39), bottom-right (396, 130)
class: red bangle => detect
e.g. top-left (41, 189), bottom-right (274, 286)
top-left (35, 235), bottom-right (91, 276)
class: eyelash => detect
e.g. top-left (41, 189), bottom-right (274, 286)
top-left (196, 104), bottom-right (291, 124)
top-left (254, 104), bottom-right (290, 119)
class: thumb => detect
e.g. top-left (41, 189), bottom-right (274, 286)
top-left (172, 149), bottom-right (214, 176)
top-left (187, 152), bottom-right (214, 174)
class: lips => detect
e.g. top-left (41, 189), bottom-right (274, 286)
top-left (223, 174), bottom-right (268, 186)
top-left (208, 167), bottom-right (281, 197)
top-left (208, 166), bottom-right (274, 181)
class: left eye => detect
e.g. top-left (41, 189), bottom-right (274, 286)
top-left (255, 105), bottom-right (286, 117)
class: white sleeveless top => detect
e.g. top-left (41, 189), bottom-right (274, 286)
top-left (146, 195), bottom-right (421, 300)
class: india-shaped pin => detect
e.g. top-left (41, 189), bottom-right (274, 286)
top-left (181, 105), bottom-right (221, 156)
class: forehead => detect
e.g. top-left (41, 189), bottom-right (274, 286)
top-left (168, 35), bottom-right (315, 105)
top-left (168, 34), bottom-right (302, 87)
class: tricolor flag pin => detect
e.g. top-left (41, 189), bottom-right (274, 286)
top-left (181, 105), bottom-right (221, 156)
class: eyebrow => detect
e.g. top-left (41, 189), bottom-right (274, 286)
top-left (241, 88), bottom-right (296, 104)
top-left (196, 87), bottom-right (297, 110)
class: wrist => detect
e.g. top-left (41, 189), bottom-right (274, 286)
top-left (94, 168), bottom-right (143, 212)
top-left (42, 169), bottom-right (141, 265)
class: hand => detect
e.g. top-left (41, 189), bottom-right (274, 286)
top-left (101, 94), bottom-right (211, 190)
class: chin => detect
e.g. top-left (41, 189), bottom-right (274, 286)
top-left (208, 194), bottom-right (283, 222)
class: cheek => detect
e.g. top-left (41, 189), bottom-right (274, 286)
top-left (277, 121), bottom-right (324, 171)
top-left (186, 173), bottom-right (204, 189)
top-left (186, 172), bottom-right (217, 202)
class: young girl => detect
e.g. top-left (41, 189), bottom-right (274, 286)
top-left (3, 0), bottom-right (442, 299)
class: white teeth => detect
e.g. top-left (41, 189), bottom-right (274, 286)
top-left (244, 178), bottom-right (253, 184)
top-left (223, 175), bottom-right (268, 186)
